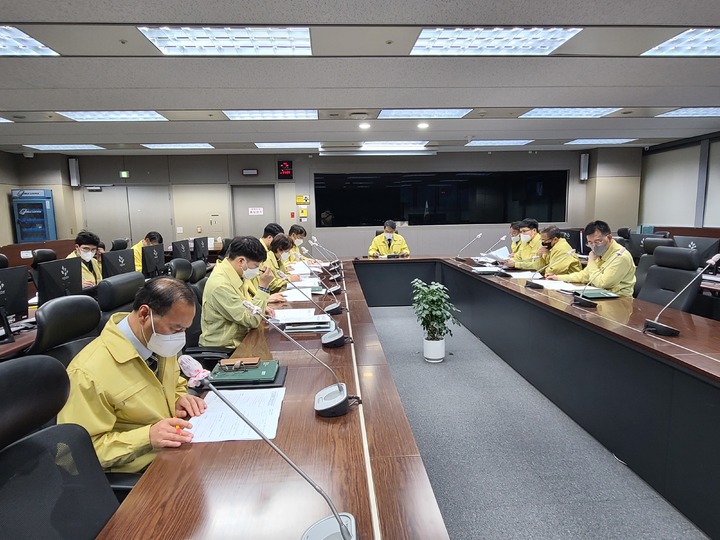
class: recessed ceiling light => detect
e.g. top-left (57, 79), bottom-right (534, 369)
top-left (0, 26), bottom-right (59, 56)
top-left (223, 109), bottom-right (318, 120)
top-left (359, 122), bottom-right (371, 130)
top-left (23, 144), bottom-right (105, 151)
top-left (0, 116), bottom-right (13, 123)
top-left (378, 109), bottom-right (471, 119)
top-left (466, 140), bottom-right (534, 146)
top-left (410, 27), bottom-right (582, 56)
top-left (141, 143), bottom-right (214, 149)
top-left (655, 107), bottom-right (720, 117)
top-left (362, 141), bottom-right (429, 151)
top-left (137, 26), bottom-right (312, 56)
top-left (254, 142), bottom-right (320, 149)
top-left (520, 108), bottom-right (621, 118)
top-left (642, 28), bottom-right (720, 56)
top-left (56, 111), bottom-right (168, 122)
top-left (565, 139), bottom-right (637, 145)
top-left (417, 122), bottom-right (430, 129)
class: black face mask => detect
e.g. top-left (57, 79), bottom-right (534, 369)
top-left (541, 241), bottom-right (553, 249)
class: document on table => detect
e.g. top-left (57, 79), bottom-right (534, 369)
top-left (295, 277), bottom-right (321, 288)
top-left (281, 288), bottom-right (322, 302)
top-left (273, 308), bottom-right (331, 324)
top-left (286, 261), bottom-right (312, 275)
top-left (189, 388), bottom-right (286, 442)
top-left (506, 271), bottom-right (538, 279)
top-left (472, 246), bottom-right (510, 264)
top-left (527, 279), bottom-right (603, 292)
top-left (471, 266), bottom-right (502, 274)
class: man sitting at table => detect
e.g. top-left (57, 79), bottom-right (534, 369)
top-left (200, 236), bottom-right (275, 348)
top-left (504, 218), bottom-right (542, 270)
top-left (58, 277), bottom-right (206, 473)
top-left (546, 220), bottom-right (636, 296)
top-left (132, 231), bottom-right (164, 272)
top-left (537, 225), bottom-right (582, 276)
top-left (368, 220), bottom-right (410, 258)
top-left (66, 229), bottom-right (103, 288)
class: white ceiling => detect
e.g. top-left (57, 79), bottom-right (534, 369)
top-left (1, 0), bottom-right (719, 155)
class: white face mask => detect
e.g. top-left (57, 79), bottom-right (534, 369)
top-left (242, 261), bottom-right (261, 279)
top-left (145, 310), bottom-right (186, 357)
top-left (79, 250), bottom-right (95, 263)
top-left (511, 235), bottom-right (520, 243)
top-left (384, 233), bottom-right (394, 241)
top-left (294, 238), bottom-right (303, 247)
top-left (281, 251), bottom-right (291, 262)
top-left (520, 233), bottom-right (531, 243)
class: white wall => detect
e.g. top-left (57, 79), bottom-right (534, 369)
top-left (0, 152), bottom-right (18, 246)
top-left (705, 141), bottom-right (720, 227)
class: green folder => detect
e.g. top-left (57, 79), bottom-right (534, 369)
top-left (574, 290), bottom-right (619, 300)
top-left (208, 360), bottom-right (280, 384)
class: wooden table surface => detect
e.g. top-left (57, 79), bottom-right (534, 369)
top-left (98, 263), bottom-right (449, 540)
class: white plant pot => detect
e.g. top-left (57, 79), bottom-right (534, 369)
top-left (423, 338), bottom-right (445, 363)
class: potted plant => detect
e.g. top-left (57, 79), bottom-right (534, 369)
top-left (410, 278), bottom-right (460, 362)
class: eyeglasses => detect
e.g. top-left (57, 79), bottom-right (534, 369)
top-left (78, 246), bottom-right (97, 254)
top-left (585, 239), bottom-right (608, 248)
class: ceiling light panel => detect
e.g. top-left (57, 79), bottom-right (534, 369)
top-left (378, 109), bottom-right (471, 119)
top-left (362, 141), bottom-right (429, 150)
top-left (56, 111), bottom-right (168, 122)
top-left (141, 143), bottom-right (214, 149)
top-left (565, 139), bottom-right (637, 145)
top-left (223, 109), bottom-right (318, 120)
top-left (466, 140), bottom-right (534, 146)
top-left (0, 117), bottom-right (13, 123)
top-left (410, 27), bottom-right (582, 56)
top-left (642, 28), bottom-right (720, 56)
top-left (0, 26), bottom-right (59, 56)
top-left (255, 142), bottom-right (320, 148)
top-left (655, 107), bottom-right (720, 117)
top-left (138, 26), bottom-right (312, 56)
top-left (520, 108), bottom-right (621, 118)
top-left (24, 144), bottom-right (105, 150)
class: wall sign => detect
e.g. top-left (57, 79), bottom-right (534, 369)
top-left (248, 207), bottom-right (264, 216)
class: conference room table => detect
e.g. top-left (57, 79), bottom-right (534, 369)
top-left (98, 262), bottom-right (450, 540)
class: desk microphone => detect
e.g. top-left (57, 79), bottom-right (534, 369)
top-left (454, 232), bottom-right (482, 261)
top-left (278, 270), bottom-right (342, 315)
top-left (242, 300), bottom-right (352, 416)
top-left (308, 240), bottom-right (333, 265)
top-left (574, 248), bottom-right (627, 308)
top-left (311, 237), bottom-right (341, 266)
top-left (482, 234), bottom-right (508, 256)
top-left (525, 249), bottom-right (576, 289)
top-left (643, 253), bottom-right (720, 337)
top-left (178, 355), bottom-right (356, 540)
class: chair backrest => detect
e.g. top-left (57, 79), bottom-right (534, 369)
top-left (638, 247), bottom-right (701, 312)
top-left (96, 271), bottom-right (145, 331)
top-left (25, 296), bottom-right (101, 366)
top-left (0, 253), bottom-right (8, 269)
top-left (217, 238), bottom-right (232, 261)
top-left (166, 258), bottom-right (193, 282)
top-left (616, 227), bottom-right (632, 240)
top-left (642, 237), bottom-right (676, 254)
top-left (29, 249), bottom-right (57, 285)
top-left (185, 293), bottom-right (203, 348)
top-left (110, 238), bottom-right (128, 251)
top-left (189, 260), bottom-right (207, 284)
top-left (633, 253), bottom-right (655, 297)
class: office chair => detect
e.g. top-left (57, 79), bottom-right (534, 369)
top-left (0, 355), bottom-right (118, 539)
top-left (217, 237), bottom-right (232, 261)
top-left (188, 260), bottom-right (208, 302)
top-left (637, 246), bottom-right (701, 312)
top-left (166, 257), bottom-right (193, 282)
top-left (0, 253), bottom-right (8, 269)
top-left (633, 237), bottom-right (676, 297)
top-left (29, 248), bottom-right (57, 287)
top-left (110, 238), bottom-right (128, 251)
top-left (96, 272), bottom-right (145, 332)
top-left (25, 295), bottom-right (101, 367)
top-left (615, 227), bottom-right (631, 248)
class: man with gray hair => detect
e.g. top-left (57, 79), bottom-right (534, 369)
top-left (368, 219), bottom-right (410, 258)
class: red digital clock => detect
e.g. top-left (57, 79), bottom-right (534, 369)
top-left (277, 160), bottom-right (293, 180)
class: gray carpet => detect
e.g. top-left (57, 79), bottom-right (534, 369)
top-left (369, 306), bottom-right (707, 540)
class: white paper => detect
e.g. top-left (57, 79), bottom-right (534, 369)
top-left (473, 246), bottom-right (510, 263)
top-left (281, 288), bottom-right (315, 302)
top-left (471, 267), bottom-right (501, 274)
top-left (286, 261), bottom-right (312, 275)
top-left (506, 271), bottom-right (538, 279)
top-left (295, 277), bottom-right (321, 288)
top-left (272, 308), bottom-right (331, 324)
top-left (527, 279), bottom-right (603, 292)
top-left (189, 388), bottom-right (286, 442)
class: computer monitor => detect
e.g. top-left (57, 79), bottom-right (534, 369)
top-left (191, 237), bottom-right (209, 263)
top-left (37, 258), bottom-right (82, 306)
top-left (172, 240), bottom-right (191, 262)
top-left (101, 248), bottom-right (135, 278)
top-left (672, 236), bottom-right (720, 264)
top-left (0, 266), bottom-right (29, 344)
top-left (628, 233), bottom-right (665, 261)
top-left (142, 243), bottom-right (164, 277)
top-left (559, 228), bottom-right (591, 256)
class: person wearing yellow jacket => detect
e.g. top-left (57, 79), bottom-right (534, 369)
top-left (57, 278), bottom-right (206, 473)
top-left (66, 230), bottom-right (103, 288)
top-left (368, 220), bottom-right (410, 258)
top-left (264, 233), bottom-right (302, 293)
top-left (505, 218), bottom-right (542, 270)
top-left (200, 236), bottom-right (275, 348)
top-left (509, 221), bottom-right (522, 257)
top-left (547, 220), bottom-right (636, 296)
top-left (132, 231), bottom-right (164, 272)
top-left (537, 225), bottom-right (582, 276)
top-left (287, 224), bottom-right (319, 264)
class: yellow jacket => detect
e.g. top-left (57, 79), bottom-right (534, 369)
top-left (540, 238), bottom-right (582, 276)
top-left (57, 313), bottom-right (187, 473)
top-left (132, 240), bottom-right (143, 272)
top-left (200, 258), bottom-right (270, 348)
top-left (556, 239), bottom-right (636, 296)
top-left (510, 240), bottom-right (521, 256)
top-left (513, 234), bottom-right (543, 270)
top-left (66, 251), bottom-right (103, 286)
top-left (264, 250), bottom-right (289, 293)
top-left (289, 244), bottom-right (309, 262)
top-left (368, 233), bottom-right (410, 257)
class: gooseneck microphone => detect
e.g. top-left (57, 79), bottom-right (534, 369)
top-left (483, 234), bottom-right (508, 256)
top-left (525, 249), bottom-right (576, 289)
top-left (311, 237), bottom-right (340, 266)
top-left (278, 270), bottom-right (342, 315)
top-left (574, 248), bottom-right (627, 308)
top-left (643, 253), bottom-right (720, 337)
top-left (241, 300), bottom-right (351, 417)
top-left (178, 355), bottom-right (356, 540)
top-left (454, 232), bottom-right (483, 261)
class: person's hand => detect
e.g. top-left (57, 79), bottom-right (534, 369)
top-left (401, 252), bottom-right (410, 258)
top-left (174, 394), bottom-right (206, 418)
top-left (505, 259), bottom-right (516, 268)
top-left (82, 279), bottom-right (96, 288)
top-left (268, 293), bottom-right (285, 303)
top-left (371, 251), bottom-right (380, 258)
top-left (588, 250), bottom-right (598, 263)
top-left (149, 417), bottom-right (193, 449)
top-left (537, 247), bottom-right (549, 255)
top-left (289, 274), bottom-right (301, 282)
top-left (258, 265), bottom-right (273, 288)
top-left (265, 306), bottom-right (275, 318)
top-left (545, 273), bottom-right (558, 281)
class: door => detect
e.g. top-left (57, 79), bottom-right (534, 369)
top-left (127, 186), bottom-right (173, 245)
top-left (232, 185), bottom-right (276, 237)
top-left (83, 186), bottom-right (132, 246)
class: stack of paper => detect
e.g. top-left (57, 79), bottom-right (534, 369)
top-left (271, 308), bottom-right (333, 332)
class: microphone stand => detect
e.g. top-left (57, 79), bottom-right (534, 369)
top-left (643, 254), bottom-right (720, 337)
top-left (311, 237), bottom-right (341, 267)
top-left (279, 270), bottom-right (343, 315)
top-left (454, 233), bottom-right (482, 262)
top-left (525, 249), bottom-right (576, 289)
top-left (482, 234), bottom-right (508, 257)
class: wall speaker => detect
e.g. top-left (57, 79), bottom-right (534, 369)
top-left (69, 158), bottom-right (81, 188)
top-left (579, 153), bottom-right (589, 182)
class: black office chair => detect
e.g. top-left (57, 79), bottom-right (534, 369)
top-left (110, 238), bottom-right (128, 251)
top-left (633, 237), bottom-right (677, 297)
top-left (0, 355), bottom-right (118, 539)
top-left (166, 258), bottom-right (193, 282)
top-left (188, 260), bottom-right (208, 302)
top-left (25, 295), bottom-right (101, 367)
top-left (96, 271), bottom-right (145, 332)
top-left (29, 248), bottom-right (57, 287)
top-left (638, 246), bottom-right (701, 312)
top-left (654, 231), bottom-right (671, 238)
top-left (0, 254), bottom-right (8, 269)
top-left (217, 237), bottom-right (232, 261)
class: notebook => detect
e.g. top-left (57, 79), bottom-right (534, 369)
top-left (208, 360), bottom-right (280, 385)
